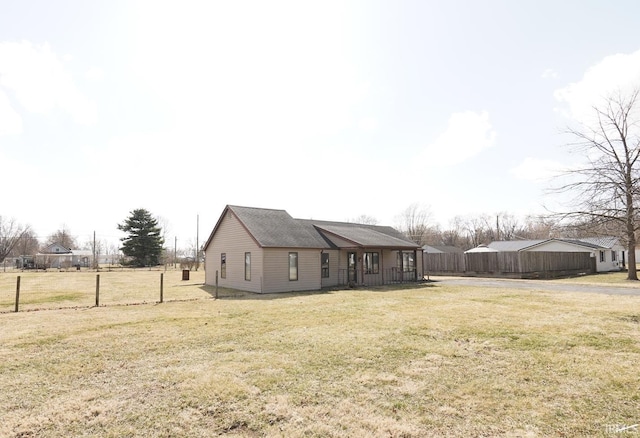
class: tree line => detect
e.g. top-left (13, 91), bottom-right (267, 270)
top-left (0, 208), bottom-right (177, 268)
top-left (391, 90), bottom-right (640, 280)
top-left (4, 90), bottom-right (640, 278)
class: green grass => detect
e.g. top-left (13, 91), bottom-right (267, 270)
top-left (0, 280), bottom-right (639, 436)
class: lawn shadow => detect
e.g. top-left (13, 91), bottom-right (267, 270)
top-left (198, 281), bottom-right (436, 300)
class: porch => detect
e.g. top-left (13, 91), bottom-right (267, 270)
top-left (336, 267), bottom-right (420, 287)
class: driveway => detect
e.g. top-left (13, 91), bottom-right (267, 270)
top-left (429, 276), bottom-right (640, 297)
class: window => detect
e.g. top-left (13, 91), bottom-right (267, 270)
top-left (321, 253), bottom-right (330, 278)
top-left (397, 251), bottom-right (416, 272)
top-left (221, 253), bottom-right (226, 278)
top-left (244, 252), bottom-right (251, 281)
top-left (364, 252), bottom-right (379, 274)
top-left (611, 251), bottom-right (617, 262)
top-left (599, 251), bottom-right (605, 262)
top-left (289, 252), bottom-right (298, 281)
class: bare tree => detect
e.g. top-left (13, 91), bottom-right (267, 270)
top-left (105, 243), bottom-right (122, 267)
top-left (396, 203), bottom-right (436, 246)
top-left (9, 228), bottom-right (40, 258)
top-left (520, 215), bottom-right (559, 240)
top-left (461, 215), bottom-right (494, 248)
top-left (0, 217), bottom-right (30, 263)
top-left (495, 213), bottom-right (520, 241)
top-left (349, 214), bottom-right (379, 225)
top-left (553, 89), bottom-right (640, 280)
top-left (83, 238), bottom-right (105, 269)
top-left (46, 225), bottom-right (78, 249)
top-left (440, 216), bottom-right (472, 249)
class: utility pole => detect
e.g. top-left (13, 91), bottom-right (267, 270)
top-left (196, 214), bottom-right (200, 271)
top-left (174, 236), bottom-right (177, 269)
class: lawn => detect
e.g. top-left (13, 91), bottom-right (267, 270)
top-left (0, 268), bottom-right (209, 312)
top-left (552, 270), bottom-right (640, 287)
top-left (0, 277), bottom-right (638, 437)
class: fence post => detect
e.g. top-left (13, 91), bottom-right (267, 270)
top-left (14, 276), bottom-right (20, 312)
top-left (215, 270), bottom-right (219, 299)
top-left (95, 274), bottom-right (100, 307)
top-left (160, 273), bottom-right (164, 303)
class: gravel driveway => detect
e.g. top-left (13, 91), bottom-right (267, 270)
top-left (429, 276), bottom-right (640, 296)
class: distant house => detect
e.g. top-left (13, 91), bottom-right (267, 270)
top-left (576, 237), bottom-right (626, 270)
top-left (203, 205), bottom-right (423, 293)
top-left (35, 243), bottom-right (92, 269)
top-left (485, 238), bottom-right (624, 272)
top-left (422, 245), bottom-right (464, 254)
top-left (464, 244), bottom-right (499, 253)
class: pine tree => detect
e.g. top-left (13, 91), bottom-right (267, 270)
top-left (117, 208), bottom-right (164, 267)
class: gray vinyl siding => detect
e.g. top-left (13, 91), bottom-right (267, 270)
top-left (204, 211), bottom-right (263, 293)
top-left (262, 248), bottom-right (321, 293)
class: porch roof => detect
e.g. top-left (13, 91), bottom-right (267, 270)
top-left (313, 223), bottom-right (419, 249)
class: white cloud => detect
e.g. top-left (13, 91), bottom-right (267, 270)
top-left (509, 157), bottom-right (564, 182)
top-left (422, 111), bottom-right (496, 166)
top-left (0, 89), bottom-right (22, 136)
top-left (541, 68), bottom-right (558, 79)
top-left (0, 41), bottom-right (97, 125)
top-left (554, 49), bottom-right (640, 123)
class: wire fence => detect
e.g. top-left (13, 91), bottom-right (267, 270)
top-left (0, 268), bottom-right (211, 313)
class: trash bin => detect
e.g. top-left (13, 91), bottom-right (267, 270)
top-left (182, 269), bottom-right (190, 280)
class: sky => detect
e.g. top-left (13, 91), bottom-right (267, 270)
top-left (2, 0), bottom-right (640, 250)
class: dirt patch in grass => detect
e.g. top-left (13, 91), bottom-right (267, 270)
top-left (0, 283), bottom-right (638, 436)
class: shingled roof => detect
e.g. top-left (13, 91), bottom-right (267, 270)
top-left (311, 223), bottom-right (418, 248)
top-left (204, 205), bottom-right (419, 250)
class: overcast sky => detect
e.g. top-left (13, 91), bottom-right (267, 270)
top-left (2, 0), bottom-right (640, 248)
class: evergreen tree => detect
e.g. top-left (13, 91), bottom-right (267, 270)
top-left (117, 208), bottom-right (164, 267)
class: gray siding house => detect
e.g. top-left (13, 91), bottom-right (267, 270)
top-left (203, 205), bottom-right (423, 293)
top-left (35, 243), bottom-right (92, 269)
top-left (485, 238), bottom-right (625, 272)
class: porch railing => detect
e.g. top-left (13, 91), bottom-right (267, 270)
top-left (336, 268), bottom-right (418, 287)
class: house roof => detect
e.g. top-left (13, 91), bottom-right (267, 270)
top-left (575, 236), bottom-right (621, 249)
top-left (488, 240), bottom-right (546, 251)
top-left (488, 238), bottom-right (606, 252)
top-left (204, 205), bottom-right (419, 250)
top-left (557, 239), bottom-right (604, 250)
top-left (465, 244), bottom-right (499, 253)
top-left (40, 243), bottom-right (72, 254)
top-left (226, 206), bottom-right (331, 248)
top-left (311, 223), bottom-right (419, 249)
top-left (422, 245), bottom-right (464, 254)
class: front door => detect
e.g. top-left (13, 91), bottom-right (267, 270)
top-left (347, 252), bottom-right (357, 283)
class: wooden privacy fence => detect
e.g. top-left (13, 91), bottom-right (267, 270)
top-left (424, 251), bottom-right (595, 279)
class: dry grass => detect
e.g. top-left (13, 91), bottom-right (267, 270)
top-left (0, 280), bottom-right (639, 437)
top-left (552, 270), bottom-right (640, 287)
top-left (0, 269), bottom-right (209, 312)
